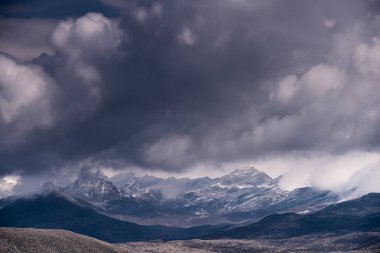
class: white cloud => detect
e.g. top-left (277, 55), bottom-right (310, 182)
top-left (323, 18), bottom-right (336, 28)
top-left (0, 13), bottom-right (123, 144)
top-left (74, 63), bottom-right (102, 99)
top-left (0, 18), bottom-right (56, 61)
top-left (253, 150), bottom-right (380, 194)
top-left (299, 64), bottom-right (346, 97)
top-left (0, 174), bottom-right (21, 194)
top-left (0, 54), bottom-right (55, 139)
top-left (354, 37), bottom-right (380, 75)
top-left (49, 12), bottom-right (122, 58)
top-left (133, 8), bottom-right (148, 23)
top-left (177, 27), bottom-right (197, 46)
top-left (273, 64), bottom-right (346, 105)
top-left (144, 135), bottom-right (192, 168)
top-left (130, 3), bottom-right (163, 23)
top-left (272, 75), bottom-right (298, 104)
top-left (343, 165), bottom-right (380, 199)
top-left (49, 12), bottom-right (122, 101)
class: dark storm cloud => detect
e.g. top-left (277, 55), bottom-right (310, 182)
top-left (0, 0), bottom-right (118, 18)
top-left (0, 0), bottom-right (380, 177)
top-left (0, 17), bottom-right (56, 60)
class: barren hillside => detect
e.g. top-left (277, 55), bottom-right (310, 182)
top-left (0, 228), bottom-right (125, 253)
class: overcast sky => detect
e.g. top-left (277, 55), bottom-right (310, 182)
top-left (0, 0), bottom-right (380, 196)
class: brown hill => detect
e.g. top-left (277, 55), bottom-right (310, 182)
top-left (0, 227), bottom-right (126, 253)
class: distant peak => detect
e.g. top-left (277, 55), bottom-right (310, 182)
top-left (230, 167), bottom-right (261, 175)
top-left (225, 167), bottom-right (273, 183)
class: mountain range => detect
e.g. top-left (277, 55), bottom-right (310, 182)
top-left (29, 167), bottom-right (340, 226)
top-left (0, 167), bottom-right (378, 246)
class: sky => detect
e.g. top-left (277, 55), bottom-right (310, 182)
top-left (0, 0), bottom-right (380, 197)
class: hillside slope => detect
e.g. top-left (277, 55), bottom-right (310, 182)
top-left (0, 228), bottom-right (125, 253)
top-left (0, 193), bottom-right (225, 243)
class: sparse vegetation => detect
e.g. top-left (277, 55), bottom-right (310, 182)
top-left (119, 233), bottom-right (380, 253)
top-left (0, 228), bottom-right (124, 253)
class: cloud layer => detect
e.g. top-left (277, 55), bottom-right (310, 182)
top-left (0, 0), bottom-right (379, 195)
top-left (0, 54), bottom-right (55, 143)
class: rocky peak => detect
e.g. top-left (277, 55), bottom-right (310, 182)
top-left (64, 177), bottom-right (120, 201)
top-left (219, 167), bottom-right (273, 187)
top-left (229, 167), bottom-right (262, 175)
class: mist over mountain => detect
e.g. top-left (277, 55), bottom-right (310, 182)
top-left (0, 167), bottom-right (338, 227)
top-left (0, 167), bottom-right (378, 251)
top-left (206, 193), bottom-right (380, 239)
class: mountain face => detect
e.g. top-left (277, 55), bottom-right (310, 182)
top-left (206, 193), bottom-right (380, 239)
top-left (63, 178), bottom-right (121, 202)
top-left (33, 167), bottom-right (339, 226)
top-left (0, 193), bottom-right (226, 243)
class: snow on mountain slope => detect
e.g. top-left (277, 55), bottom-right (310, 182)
top-left (108, 167), bottom-right (338, 223)
top-left (37, 167), bottom-right (339, 226)
top-left (63, 178), bottom-right (121, 203)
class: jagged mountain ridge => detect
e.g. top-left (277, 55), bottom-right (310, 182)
top-left (64, 178), bottom-right (121, 202)
top-left (45, 167), bottom-right (340, 226)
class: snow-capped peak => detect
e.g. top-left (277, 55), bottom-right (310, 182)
top-left (63, 177), bottom-right (120, 202)
top-left (219, 167), bottom-right (272, 187)
top-left (32, 166), bottom-right (339, 227)
top-left (229, 167), bottom-right (263, 176)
